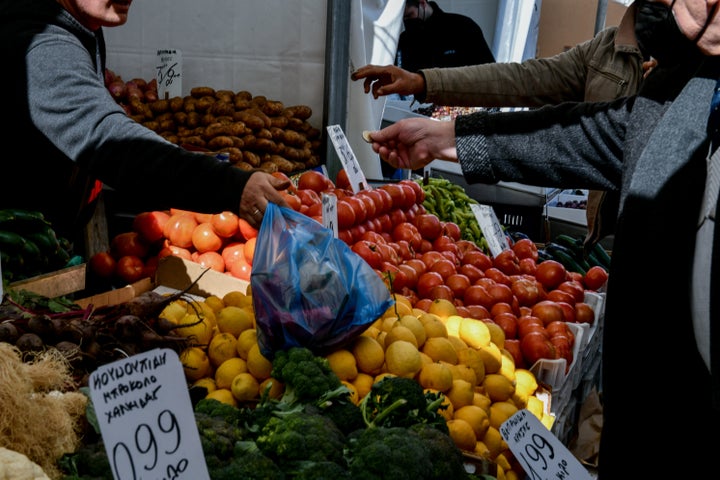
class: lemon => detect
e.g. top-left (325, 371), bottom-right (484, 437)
top-left (352, 372), bottom-right (375, 401)
top-left (526, 395), bottom-right (545, 420)
top-left (179, 346), bottom-right (211, 382)
top-left (259, 377), bottom-right (284, 399)
top-left (207, 332), bottom-right (238, 368)
top-left (421, 336), bottom-right (458, 364)
top-left (454, 404), bottom-right (490, 439)
top-left (216, 306), bottom-right (254, 337)
top-left (385, 324), bottom-right (419, 348)
top-left (159, 300), bottom-right (188, 325)
top-left (541, 412), bottom-right (555, 430)
top-left (246, 343), bottom-right (273, 380)
top-left (192, 377), bottom-right (217, 394)
top-left (446, 418), bottom-right (477, 452)
top-left (397, 314), bottom-right (427, 347)
top-left (456, 347), bottom-right (486, 384)
top-left (482, 374), bottom-right (515, 403)
top-left (513, 369), bottom-right (539, 397)
top-left (477, 342), bottom-right (503, 374)
top-left (325, 349), bottom-right (358, 381)
top-left (236, 328), bottom-right (258, 359)
top-left (446, 378), bottom-right (475, 410)
top-left (443, 314), bottom-right (463, 337)
top-left (176, 313), bottom-right (215, 346)
top-left (459, 317), bottom-right (491, 349)
top-left (205, 388), bottom-right (237, 407)
top-left (485, 321), bottom-right (506, 348)
top-left (384, 340), bottom-right (422, 378)
top-left (351, 335), bottom-right (385, 375)
top-left (427, 298), bottom-right (458, 319)
top-left (495, 453), bottom-right (513, 475)
top-left (204, 295), bottom-right (225, 313)
top-left (230, 372), bottom-right (259, 402)
top-left (420, 314), bottom-right (448, 339)
top-left (417, 362), bottom-right (454, 392)
top-left (448, 362), bottom-right (478, 386)
top-left (215, 357), bottom-right (248, 390)
top-left (481, 426), bottom-right (507, 458)
top-left (342, 380), bottom-right (360, 405)
top-left (472, 391), bottom-right (493, 414)
top-left (222, 290), bottom-right (252, 308)
top-left (474, 440), bottom-right (491, 458)
top-left (498, 353), bottom-right (516, 383)
top-left (448, 335), bottom-right (468, 352)
top-left (489, 401), bottom-right (519, 430)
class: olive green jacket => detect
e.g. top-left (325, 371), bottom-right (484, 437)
top-left (419, 6), bottom-right (645, 247)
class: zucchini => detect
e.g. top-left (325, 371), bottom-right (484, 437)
top-left (545, 242), bottom-right (587, 275)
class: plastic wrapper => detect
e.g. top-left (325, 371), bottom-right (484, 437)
top-left (251, 203), bottom-right (393, 358)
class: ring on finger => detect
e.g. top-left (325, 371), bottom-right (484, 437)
top-left (252, 208), bottom-right (262, 217)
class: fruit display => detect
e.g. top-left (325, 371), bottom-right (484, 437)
top-left (104, 70), bottom-right (323, 174)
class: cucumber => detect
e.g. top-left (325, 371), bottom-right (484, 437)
top-left (0, 209), bottom-right (51, 234)
top-left (545, 242), bottom-right (588, 275)
top-left (591, 242), bottom-right (612, 269)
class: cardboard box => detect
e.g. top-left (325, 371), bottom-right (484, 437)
top-left (7, 263), bottom-right (87, 299)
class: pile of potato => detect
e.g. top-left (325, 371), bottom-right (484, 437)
top-left (105, 70), bottom-right (322, 174)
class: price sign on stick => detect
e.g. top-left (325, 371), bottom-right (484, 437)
top-left (470, 203), bottom-right (509, 257)
top-left (89, 348), bottom-right (210, 480)
top-left (326, 125), bottom-right (369, 193)
top-left (501, 409), bottom-right (593, 480)
top-left (156, 49), bottom-right (182, 99)
top-left (322, 192), bottom-right (338, 237)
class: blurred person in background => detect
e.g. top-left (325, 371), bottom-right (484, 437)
top-left (0, 0), bottom-right (288, 250)
top-left (353, 1), bottom-right (654, 252)
top-left (363, 0), bottom-right (720, 477)
top-left (397, 0), bottom-right (495, 73)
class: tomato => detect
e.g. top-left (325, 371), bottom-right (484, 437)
top-left (196, 251), bottom-right (225, 272)
top-left (414, 213), bottom-right (442, 241)
top-left (583, 265), bottom-right (609, 291)
top-left (432, 235), bottom-right (459, 257)
top-left (209, 211), bottom-right (239, 238)
top-left (518, 257), bottom-right (538, 276)
top-left (298, 170), bottom-right (333, 193)
top-left (221, 241), bottom-right (246, 267)
top-left (531, 300), bottom-right (565, 327)
top-left (462, 284), bottom-right (494, 308)
top-left (380, 183), bottom-right (406, 210)
top-left (296, 188), bottom-right (321, 207)
top-left (405, 258), bottom-right (427, 277)
top-left (416, 271), bottom-right (444, 299)
top-left (110, 231), bottom-right (150, 259)
top-left (376, 242), bottom-right (400, 265)
top-left (361, 230), bottom-right (386, 244)
top-left (492, 248), bottom-right (520, 275)
top-left (132, 210), bottom-right (169, 244)
top-left (115, 255), bottom-right (146, 284)
top-left (192, 222), bottom-right (223, 253)
top-left (517, 315), bottom-right (547, 339)
top-left (399, 179), bottom-right (425, 204)
top-left (414, 297), bottom-right (433, 312)
top-left (510, 277), bottom-right (541, 306)
top-left (351, 240), bottom-right (383, 269)
top-left (142, 255), bottom-right (159, 279)
top-left (557, 280), bottom-right (585, 303)
top-left (462, 250), bottom-right (493, 271)
top-left (441, 222), bottom-right (461, 241)
top-left (511, 238), bottom-right (539, 262)
top-left (459, 263), bottom-right (484, 284)
top-left (428, 258), bottom-right (457, 280)
top-left (338, 229), bottom-right (354, 245)
top-left (503, 338), bottom-right (526, 368)
top-left (374, 188), bottom-right (393, 214)
top-left (545, 320), bottom-right (574, 340)
top-left (546, 288), bottom-right (576, 305)
top-left (520, 330), bottom-right (558, 365)
top-left (229, 256), bottom-right (251, 281)
top-left (398, 263), bottom-right (419, 289)
top-left (486, 282), bottom-right (514, 305)
top-left (281, 191), bottom-right (303, 211)
top-left (493, 312), bottom-right (519, 340)
top-left (158, 244), bottom-right (193, 261)
top-left (574, 302), bottom-right (596, 325)
top-left (356, 192), bottom-right (377, 219)
top-left (484, 267), bottom-right (511, 286)
top-left (335, 168), bottom-right (351, 190)
top-left (336, 199), bottom-right (356, 229)
top-left (272, 171), bottom-right (297, 193)
top-left (420, 250), bottom-right (444, 269)
top-left (550, 335), bottom-right (574, 371)
top-left (490, 302), bottom-right (514, 317)
top-left (236, 218), bottom-right (258, 241)
top-left (429, 284), bottom-right (455, 301)
top-left (465, 304), bottom-right (491, 321)
top-left (163, 212), bottom-right (198, 248)
top-left (389, 208), bottom-right (407, 226)
top-left (535, 259), bottom-right (567, 290)
top-left (89, 251), bottom-right (116, 278)
top-left (345, 196), bottom-right (368, 225)
top-left (445, 273), bottom-right (471, 300)
top-left (392, 222), bottom-right (422, 252)
top-left (398, 183), bottom-right (417, 209)
top-left (243, 237), bottom-right (256, 266)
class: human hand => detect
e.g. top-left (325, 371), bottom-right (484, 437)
top-left (239, 171), bottom-right (290, 228)
top-left (364, 117), bottom-right (458, 170)
top-left (350, 64), bottom-right (425, 99)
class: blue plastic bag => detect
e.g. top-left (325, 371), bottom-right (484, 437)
top-left (251, 203), bottom-right (394, 359)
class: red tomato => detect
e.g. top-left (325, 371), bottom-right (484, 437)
top-left (490, 302), bottom-right (514, 317)
top-left (462, 284), bottom-right (494, 309)
top-left (298, 170), bottom-right (333, 193)
top-left (503, 338), bottom-right (526, 368)
top-left (296, 188), bottom-right (321, 207)
top-left (518, 257), bottom-right (538, 276)
top-left (336, 199), bottom-right (357, 230)
top-left (236, 218), bottom-right (258, 241)
top-left (511, 238), bottom-right (539, 262)
top-left (550, 335), bottom-right (574, 371)
top-left (163, 212), bottom-right (198, 248)
top-left (429, 284), bottom-right (455, 301)
top-left (364, 189), bottom-right (387, 215)
top-left (398, 183), bottom-right (417, 209)
top-left (545, 320), bottom-right (574, 339)
top-left (89, 251), bottom-right (116, 278)
top-left (272, 171), bottom-right (297, 193)
top-left (420, 250), bottom-right (444, 269)
top-left (389, 208), bottom-right (407, 226)
top-left (405, 258), bottom-right (427, 277)
top-left (391, 240), bottom-right (415, 262)
top-left (546, 288), bottom-right (576, 305)
top-left (335, 168), bottom-right (351, 190)
top-left (574, 302), bottom-right (596, 325)
top-left (398, 263), bottom-right (419, 289)
top-left (511, 277), bottom-right (542, 306)
top-left (399, 179), bottom-right (425, 204)
top-left (243, 237), bottom-right (256, 266)
top-left (428, 258), bottom-right (457, 280)
top-left (229, 256), bottom-right (251, 281)
top-left (520, 330), bottom-right (558, 365)
top-left (281, 192), bottom-right (303, 211)
top-left (158, 244), bottom-right (193, 261)
top-left (484, 267), bottom-right (511, 286)
top-left (414, 298), bottom-right (433, 312)
top-left (414, 213), bottom-right (442, 241)
top-left (416, 271), bottom-right (444, 299)
top-left (380, 183), bottom-right (406, 210)
top-left (531, 300), bottom-right (566, 327)
top-left (557, 280), bottom-right (585, 303)
top-left (392, 222), bottom-right (421, 250)
top-left (583, 265), bottom-right (609, 291)
top-left (345, 196), bottom-right (368, 225)
top-left (351, 240), bottom-right (383, 269)
top-left (110, 231), bottom-right (150, 259)
top-left (356, 191), bottom-right (377, 219)
top-left (210, 211), bottom-right (240, 238)
top-left (142, 255), bottom-right (159, 279)
top-left (441, 222), bottom-right (462, 241)
top-left (517, 315), bottom-right (547, 339)
top-left (459, 263), bottom-right (485, 284)
top-left (115, 255), bottom-right (146, 284)
top-left (445, 273), bottom-right (471, 300)
top-left (196, 251), bottom-right (225, 272)
top-left (493, 312), bottom-right (519, 340)
top-left (192, 222), bottom-right (223, 253)
top-left (535, 259), bottom-right (567, 290)
top-left (132, 210), bottom-right (170, 244)
top-left (462, 250), bottom-right (493, 271)
top-left (486, 282), bottom-right (514, 305)
top-left (465, 304), bottom-right (491, 320)
top-left (492, 248), bottom-right (520, 275)
top-left (222, 241), bottom-right (246, 268)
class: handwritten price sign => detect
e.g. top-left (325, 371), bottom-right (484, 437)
top-left (501, 409), bottom-right (592, 480)
top-left (156, 49), bottom-right (182, 100)
top-left (89, 348), bottom-right (209, 480)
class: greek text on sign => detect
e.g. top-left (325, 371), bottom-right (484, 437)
top-left (326, 125), bottom-right (369, 193)
top-left (156, 49), bottom-right (182, 100)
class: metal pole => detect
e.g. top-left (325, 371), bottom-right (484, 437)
top-left (595, 0), bottom-right (609, 34)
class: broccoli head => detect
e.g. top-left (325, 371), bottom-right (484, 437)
top-left (360, 376), bottom-right (448, 431)
top-left (208, 441), bottom-right (285, 480)
top-left (255, 409), bottom-right (347, 471)
top-left (194, 398), bottom-right (243, 425)
top-left (347, 426), bottom-right (434, 480)
top-left (270, 346), bottom-right (343, 406)
top-left (410, 423), bottom-right (469, 479)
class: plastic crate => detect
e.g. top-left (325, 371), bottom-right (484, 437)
top-left (492, 203), bottom-right (547, 242)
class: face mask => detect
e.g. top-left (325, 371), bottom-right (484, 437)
top-left (635, 0), bottom-right (701, 64)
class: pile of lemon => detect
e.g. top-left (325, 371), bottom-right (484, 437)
top-left (170, 290), bottom-right (550, 480)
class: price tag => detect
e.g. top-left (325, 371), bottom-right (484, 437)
top-left (321, 192), bottom-right (338, 237)
top-left (88, 348), bottom-right (210, 480)
top-left (470, 203), bottom-right (508, 257)
top-left (156, 49), bottom-right (182, 100)
top-left (501, 409), bottom-right (592, 480)
top-left (326, 125), bottom-right (370, 193)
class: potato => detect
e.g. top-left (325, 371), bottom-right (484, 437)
top-left (283, 104), bottom-right (312, 120)
top-left (191, 86), bottom-right (215, 98)
top-left (208, 135), bottom-right (234, 150)
top-left (233, 161), bottom-right (254, 171)
top-left (243, 151), bottom-right (261, 167)
top-left (259, 161), bottom-right (279, 173)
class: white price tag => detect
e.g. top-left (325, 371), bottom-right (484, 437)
top-left (322, 192), bottom-right (338, 237)
top-left (326, 125), bottom-right (370, 193)
top-left (470, 203), bottom-right (508, 257)
top-left (89, 348), bottom-right (210, 480)
top-left (156, 49), bottom-right (182, 99)
top-left (501, 409), bottom-right (593, 480)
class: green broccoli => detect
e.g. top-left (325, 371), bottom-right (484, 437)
top-left (312, 397), bottom-right (365, 436)
top-left (410, 423), bottom-right (469, 479)
top-left (57, 440), bottom-right (111, 479)
top-left (194, 397), bottom-right (243, 424)
top-left (195, 411), bottom-right (247, 461)
top-left (270, 346), bottom-right (345, 406)
top-left (346, 426), bottom-right (434, 479)
top-left (208, 441), bottom-right (285, 480)
top-left (255, 409), bottom-right (347, 472)
top-left (359, 376), bottom-right (448, 432)
top-left (292, 460), bottom-right (352, 479)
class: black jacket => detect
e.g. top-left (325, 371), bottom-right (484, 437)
top-left (397, 1), bottom-right (495, 73)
